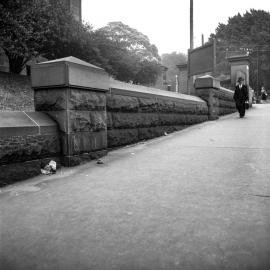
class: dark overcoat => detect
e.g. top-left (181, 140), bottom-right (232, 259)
top-left (233, 84), bottom-right (248, 104)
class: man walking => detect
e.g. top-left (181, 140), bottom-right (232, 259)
top-left (233, 77), bottom-right (249, 118)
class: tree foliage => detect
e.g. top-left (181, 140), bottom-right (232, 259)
top-left (0, 2), bottom-right (162, 85)
top-left (210, 9), bottom-right (270, 91)
top-left (95, 22), bottom-right (161, 84)
top-left (0, 0), bottom-right (102, 73)
top-left (0, 0), bottom-right (49, 73)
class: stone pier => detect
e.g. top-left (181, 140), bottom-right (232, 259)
top-left (31, 57), bottom-right (109, 166)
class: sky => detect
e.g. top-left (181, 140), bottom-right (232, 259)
top-left (82, 0), bottom-right (269, 55)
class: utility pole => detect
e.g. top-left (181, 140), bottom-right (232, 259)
top-left (256, 47), bottom-right (259, 102)
top-left (188, 0), bottom-right (194, 95)
top-left (201, 34), bottom-right (204, 46)
top-left (190, 0), bottom-right (194, 49)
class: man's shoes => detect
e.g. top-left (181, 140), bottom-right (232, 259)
top-left (240, 115), bottom-right (244, 118)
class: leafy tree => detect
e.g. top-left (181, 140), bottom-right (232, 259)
top-left (161, 52), bottom-right (187, 90)
top-left (0, 3), bottom-right (162, 86)
top-left (0, 0), bottom-right (103, 73)
top-left (0, 0), bottom-right (49, 73)
top-left (95, 22), bottom-right (161, 84)
top-left (210, 9), bottom-right (270, 92)
top-left (133, 60), bottom-right (162, 85)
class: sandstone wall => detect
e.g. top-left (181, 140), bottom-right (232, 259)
top-left (34, 87), bottom-right (108, 166)
top-left (107, 79), bottom-right (209, 148)
top-left (0, 112), bottom-right (60, 186)
top-left (195, 76), bottom-right (236, 120)
top-left (0, 58), bottom-right (238, 186)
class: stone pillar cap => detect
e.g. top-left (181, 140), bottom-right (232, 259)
top-left (31, 56), bottom-right (110, 91)
top-left (195, 75), bottom-right (221, 89)
top-left (39, 56), bottom-right (104, 70)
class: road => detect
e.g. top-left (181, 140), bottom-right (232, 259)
top-left (1, 104), bottom-right (270, 270)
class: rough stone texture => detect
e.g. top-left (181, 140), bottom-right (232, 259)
top-left (110, 112), bottom-right (159, 129)
top-left (138, 127), bottom-right (164, 140)
top-left (185, 114), bottom-right (209, 124)
top-left (196, 82), bottom-right (236, 120)
top-left (137, 97), bottom-right (158, 112)
top-left (157, 99), bottom-right (177, 113)
top-left (0, 134), bottom-right (60, 165)
top-left (34, 87), bottom-right (107, 166)
top-left (61, 131), bottom-right (107, 156)
top-left (45, 111), bottom-right (67, 132)
top-left (35, 88), bottom-right (67, 111)
top-left (69, 111), bottom-right (106, 132)
top-left (196, 103), bottom-right (209, 115)
top-left (107, 94), bottom-right (139, 112)
top-left (107, 93), bottom-right (209, 148)
top-left (107, 129), bottom-right (139, 148)
top-left (159, 113), bottom-right (186, 126)
top-left (46, 110), bottom-right (107, 134)
top-left (196, 88), bottom-right (219, 120)
top-left (106, 112), bottom-right (113, 130)
top-left (69, 89), bottom-right (106, 111)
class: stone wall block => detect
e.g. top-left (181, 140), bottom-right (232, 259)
top-left (174, 102), bottom-right (195, 114)
top-left (46, 111), bottom-right (67, 132)
top-left (175, 114), bottom-right (189, 125)
top-left (157, 99), bottom-right (176, 113)
top-left (61, 150), bottom-right (108, 167)
top-left (173, 101), bottom-right (185, 113)
top-left (107, 129), bottom-right (139, 148)
top-left (159, 113), bottom-right (186, 126)
top-left (69, 89), bottom-right (106, 111)
top-left (219, 100), bottom-right (236, 110)
top-left (61, 131), bottom-right (107, 156)
top-left (113, 112), bottom-right (160, 129)
top-left (185, 114), bottom-right (208, 125)
top-left (111, 113), bottom-right (141, 129)
top-left (158, 113), bottom-right (171, 125)
top-left (138, 127), bottom-right (164, 140)
top-left (35, 88), bottom-right (67, 111)
top-left (196, 103), bottom-right (209, 115)
top-left (186, 104), bottom-right (197, 114)
top-left (72, 131), bottom-right (107, 154)
top-left (107, 95), bottom-right (139, 112)
top-left (0, 135), bottom-right (60, 165)
top-left (69, 111), bottom-right (106, 132)
top-left (138, 97), bottom-right (158, 112)
top-left (140, 113), bottom-right (160, 127)
top-left (196, 88), bottom-right (218, 120)
top-left (106, 112), bottom-right (113, 130)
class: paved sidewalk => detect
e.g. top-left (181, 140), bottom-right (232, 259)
top-left (1, 104), bottom-right (270, 270)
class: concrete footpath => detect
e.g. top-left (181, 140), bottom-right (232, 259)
top-left (1, 104), bottom-right (270, 270)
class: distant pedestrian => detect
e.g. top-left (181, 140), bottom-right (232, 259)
top-left (233, 77), bottom-right (248, 118)
top-left (261, 86), bottom-right (268, 101)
